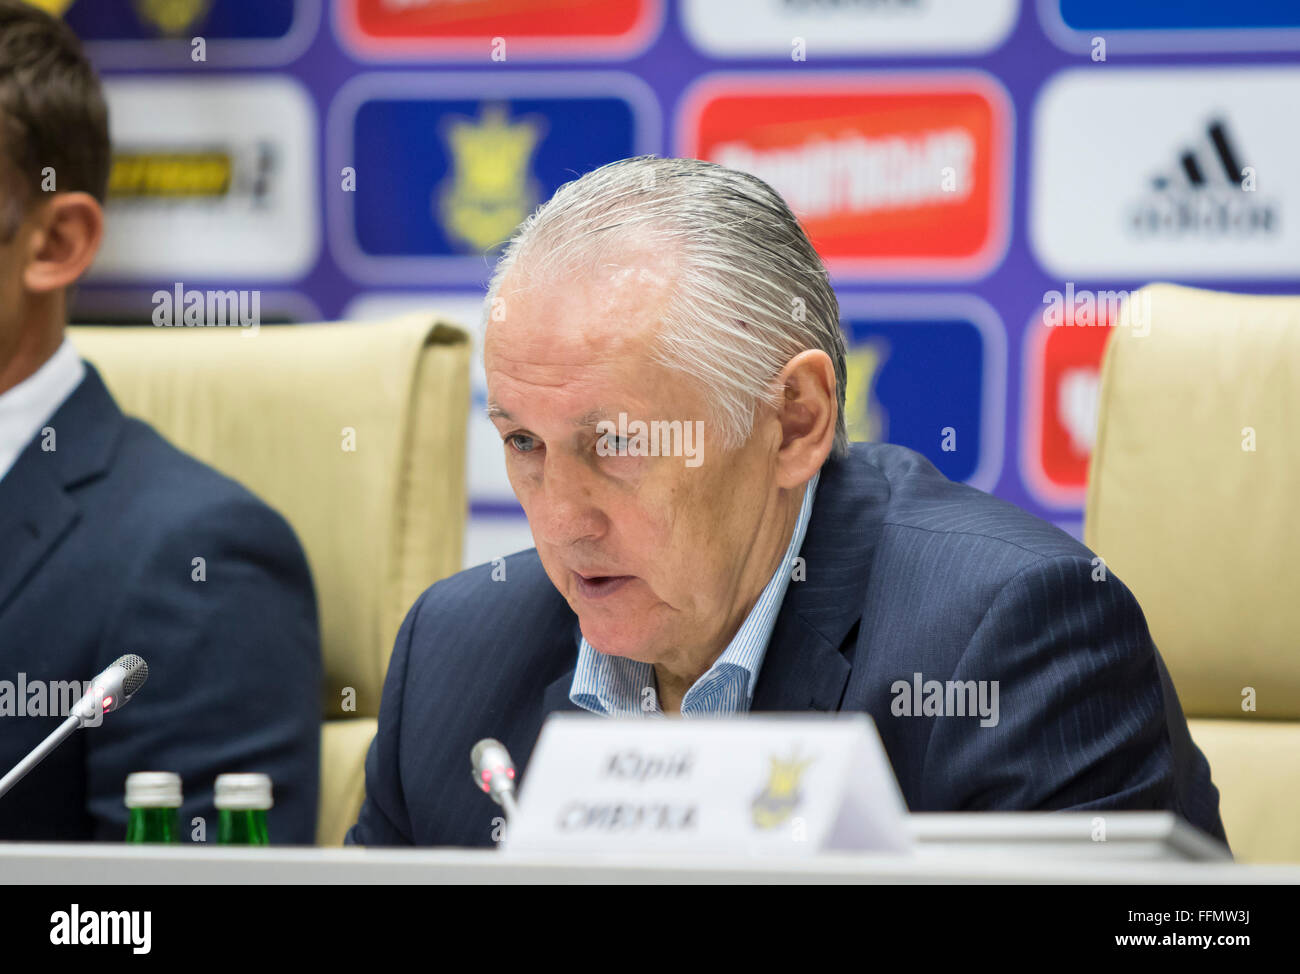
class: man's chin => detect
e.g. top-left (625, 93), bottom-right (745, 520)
top-left (578, 624), bottom-right (663, 665)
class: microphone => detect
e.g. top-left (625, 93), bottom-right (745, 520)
top-left (0, 654), bottom-right (149, 801)
top-left (71, 654), bottom-right (149, 722)
top-left (470, 737), bottom-right (519, 821)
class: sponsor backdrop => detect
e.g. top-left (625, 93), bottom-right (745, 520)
top-left (54, 0), bottom-right (1300, 567)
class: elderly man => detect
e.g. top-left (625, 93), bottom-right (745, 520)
top-left (348, 156), bottom-right (1225, 848)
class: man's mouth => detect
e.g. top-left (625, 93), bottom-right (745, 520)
top-left (572, 571), bottom-right (634, 600)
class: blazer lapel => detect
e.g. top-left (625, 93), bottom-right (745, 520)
top-left (0, 458), bottom-right (78, 618)
top-left (0, 364), bottom-right (122, 617)
top-left (539, 618), bottom-right (584, 716)
top-left (541, 667), bottom-right (583, 716)
top-left (751, 446), bottom-right (890, 713)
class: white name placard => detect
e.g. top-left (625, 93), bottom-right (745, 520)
top-left (504, 714), bottom-right (911, 856)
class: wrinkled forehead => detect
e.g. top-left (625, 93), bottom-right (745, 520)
top-left (483, 243), bottom-right (678, 368)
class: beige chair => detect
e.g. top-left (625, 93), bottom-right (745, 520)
top-left (1085, 283), bottom-right (1300, 863)
top-left (68, 316), bottom-right (471, 845)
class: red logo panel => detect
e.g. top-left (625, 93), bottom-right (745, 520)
top-left (1022, 304), bottom-right (1116, 506)
top-left (338, 0), bottom-right (662, 58)
top-left (678, 73), bottom-right (1011, 278)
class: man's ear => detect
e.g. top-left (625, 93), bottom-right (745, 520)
top-left (22, 192), bottom-right (104, 294)
top-left (773, 348), bottom-right (837, 488)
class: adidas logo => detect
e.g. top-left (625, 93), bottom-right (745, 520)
top-left (1129, 118), bottom-right (1278, 238)
top-left (1148, 119), bottom-right (1244, 191)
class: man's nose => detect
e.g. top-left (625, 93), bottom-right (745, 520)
top-left (527, 453), bottom-right (607, 548)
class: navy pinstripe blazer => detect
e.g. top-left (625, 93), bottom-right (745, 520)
top-left (348, 442), bottom-right (1226, 848)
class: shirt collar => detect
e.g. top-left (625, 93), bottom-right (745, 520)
top-left (0, 337), bottom-right (85, 484)
top-left (570, 469), bottom-right (821, 717)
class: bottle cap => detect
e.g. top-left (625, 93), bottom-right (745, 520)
top-left (214, 773), bottom-right (273, 810)
top-left (124, 771), bottom-right (182, 808)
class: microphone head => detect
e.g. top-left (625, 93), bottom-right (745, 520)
top-left (116, 655), bottom-right (149, 700)
top-left (95, 654), bottom-right (149, 713)
top-left (470, 737), bottom-right (516, 801)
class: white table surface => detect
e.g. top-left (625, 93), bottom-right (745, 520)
top-left (3, 813), bottom-right (1293, 884)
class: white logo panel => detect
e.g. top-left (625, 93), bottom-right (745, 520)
top-left (1031, 69), bottom-right (1300, 279)
top-left (90, 77), bottom-right (319, 282)
top-left (681, 0), bottom-right (1018, 57)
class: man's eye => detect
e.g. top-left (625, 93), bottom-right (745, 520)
top-left (598, 433), bottom-right (629, 454)
top-left (506, 433), bottom-right (539, 454)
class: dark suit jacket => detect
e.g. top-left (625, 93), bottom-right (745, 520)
top-left (0, 364), bottom-right (321, 842)
top-left (348, 442), bottom-right (1226, 848)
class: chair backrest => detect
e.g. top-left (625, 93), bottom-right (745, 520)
top-left (1084, 283), bottom-right (1300, 861)
top-left (69, 315), bottom-right (471, 844)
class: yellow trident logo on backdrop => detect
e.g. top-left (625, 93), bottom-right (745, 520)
top-left (24, 0), bottom-right (210, 30)
top-left (133, 0), bottom-right (212, 34)
top-left (844, 339), bottom-right (891, 444)
top-left (437, 104), bottom-right (545, 254)
top-left (750, 751), bottom-right (815, 830)
top-left (23, 0), bottom-right (75, 14)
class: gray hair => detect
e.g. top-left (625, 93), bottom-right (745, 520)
top-left (484, 155), bottom-right (848, 458)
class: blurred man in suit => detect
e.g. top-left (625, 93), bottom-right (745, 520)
top-left (349, 156), bottom-right (1225, 848)
top-left (0, 1), bottom-right (320, 842)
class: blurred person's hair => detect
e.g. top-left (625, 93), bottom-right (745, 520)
top-left (0, 0), bottom-right (109, 241)
top-left (485, 155), bottom-right (849, 458)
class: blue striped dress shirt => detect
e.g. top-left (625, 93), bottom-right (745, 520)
top-left (569, 471), bottom-right (820, 717)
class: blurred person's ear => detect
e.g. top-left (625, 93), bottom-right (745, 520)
top-left (22, 191), bottom-right (103, 294)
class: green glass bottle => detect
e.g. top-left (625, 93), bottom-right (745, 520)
top-left (215, 773), bottom-right (272, 846)
top-left (124, 772), bottom-right (182, 843)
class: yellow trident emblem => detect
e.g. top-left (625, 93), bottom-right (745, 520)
top-left (751, 751), bottom-right (814, 830)
top-left (844, 338), bottom-right (890, 444)
top-left (132, 0), bottom-right (212, 34)
top-left (437, 104), bottom-right (545, 254)
top-left (23, 0), bottom-right (75, 14)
